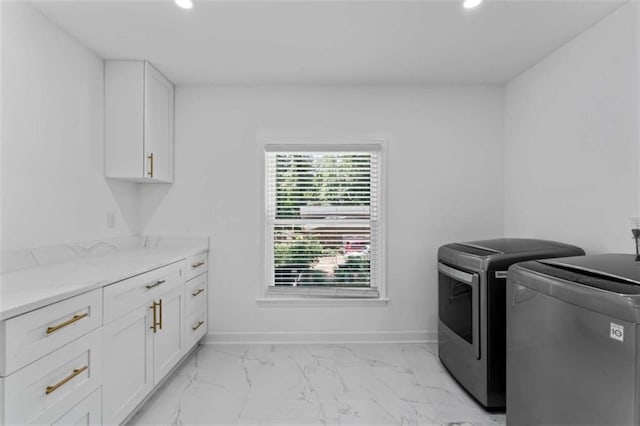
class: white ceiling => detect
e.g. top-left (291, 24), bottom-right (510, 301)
top-left (31, 0), bottom-right (624, 85)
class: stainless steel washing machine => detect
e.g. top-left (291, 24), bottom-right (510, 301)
top-left (507, 254), bottom-right (640, 425)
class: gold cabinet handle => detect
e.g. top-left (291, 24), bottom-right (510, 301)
top-left (145, 279), bottom-right (165, 290)
top-left (191, 261), bottom-right (205, 268)
top-left (45, 365), bottom-right (88, 395)
top-left (158, 298), bottom-right (163, 331)
top-left (147, 153), bottom-right (154, 178)
top-left (192, 288), bottom-right (205, 297)
top-left (192, 320), bottom-right (204, 331)
top-left (46, 313), bottom-right (89, 335)
top-left (150, 301), bottom-right (159, 333)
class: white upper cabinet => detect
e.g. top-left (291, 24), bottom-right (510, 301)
top-left (105, 60), bottom-right (174, 183)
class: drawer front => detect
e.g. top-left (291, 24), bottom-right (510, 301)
top-left (52, 387), bottom-right (101, 426)
top-left (1, 289), bottom-right (102, 376)
top-left (2, 328), bottom-right (102, 425)
top-left (103, 261), bottom-right (185, 324)
top-left (184, 309), bottom-right (207, 352)
top-left (186, 251), bottom-right (208, 281)
top-left (185, 273), bottom-right (207, 315)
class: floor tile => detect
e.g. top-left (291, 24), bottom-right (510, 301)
top-left (127, 343), bottom-right (506, 426)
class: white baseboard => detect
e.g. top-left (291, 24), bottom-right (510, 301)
top-left (203, 330), bottom-right (436, 345)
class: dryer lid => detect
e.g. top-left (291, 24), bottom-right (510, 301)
top-left (457, 238), bottom-right (576, 256)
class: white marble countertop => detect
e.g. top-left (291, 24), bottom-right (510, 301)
top-left (0, 237), bottom-right (208, 321)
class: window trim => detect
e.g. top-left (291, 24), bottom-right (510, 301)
top-left (258, 138), bottom-right (387, 304)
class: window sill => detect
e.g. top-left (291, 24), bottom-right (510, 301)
top-left (256, 297), bottom-right (390, 307)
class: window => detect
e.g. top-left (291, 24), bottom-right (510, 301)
top-left (264, 143), bottom-right (384, 299)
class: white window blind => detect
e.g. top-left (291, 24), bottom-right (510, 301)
top-left (265, 144), bottom-right (382, 298)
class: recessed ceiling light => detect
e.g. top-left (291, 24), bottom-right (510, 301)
top-left (175, 0), bottom-right (193, 9)
top-left (463, 0), bottom-right (483, 9)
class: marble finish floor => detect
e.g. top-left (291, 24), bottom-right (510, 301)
top-left (127, 343), bottom-right (506, 426)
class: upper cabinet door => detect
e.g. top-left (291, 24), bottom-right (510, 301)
top-left (144, 63), bottom-right (174, 183)
top-left (104, 60), bottom-right (174, 183)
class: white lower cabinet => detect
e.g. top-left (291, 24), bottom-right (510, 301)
top-left (0, 328), bottom-right (102, 425)
top-left (102, 260), bottom-right (192, 425)
top-left (52, 387), bottom-right (102, 426)
top-left (0, 250), bottom-right (208, 426)
top-left (102, 306), bottom-right (153, 425)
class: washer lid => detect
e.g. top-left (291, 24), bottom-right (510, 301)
top-left (540, 254), bottom-right (640, 285)
top-left (512, 255), bottom-right (640, 323)
top-left (537, 254), bottom-right (640, 293)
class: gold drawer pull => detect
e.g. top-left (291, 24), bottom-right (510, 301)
top-left (192, 288), bottom-right (205, 297)
top-left (45, 365), bottom-right (88, 395)
top-left (46, 313), bottom-right (89, 335)
top-left (191, 261), bottom-right (205, 268)
top-left (192, 320), bottom-right (205, 331)
top-left (145, 279), bottom-right (165, 290)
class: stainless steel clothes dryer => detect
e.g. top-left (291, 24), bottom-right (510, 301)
top-left (438, 238), bottom-right (584, 408)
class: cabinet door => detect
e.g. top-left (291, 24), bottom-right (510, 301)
top-left (102, 306), bottom-right (153, 426)
top-left (104, 60), bottom-right (145, 180)
top-left (153, 287), bottom-right (183, 382)
top-left (144, 63), bottom-right (174, 183)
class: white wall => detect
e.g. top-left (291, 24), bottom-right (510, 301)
top-left (139, 86), bottom-right (504, 339)
top-left (8, 0), bottom-right (634, 340)
top-left (1, 2), bottom-right (138, 251)
top-left (504, 2), bottom-right (639, 254)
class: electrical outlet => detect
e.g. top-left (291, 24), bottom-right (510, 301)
top-left (107, 211), bottom-right (116, 228)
